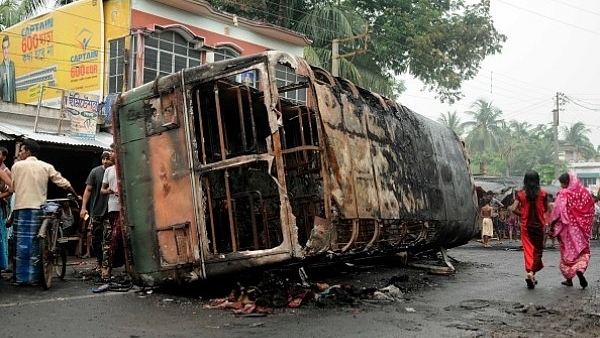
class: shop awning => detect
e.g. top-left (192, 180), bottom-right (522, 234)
top-left (0, 121), bottom-right (113, 149)
top-left (0, 133), bottom-right (13, 141)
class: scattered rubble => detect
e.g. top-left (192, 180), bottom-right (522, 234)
top-left (201, 263), bottom-right (432, 315)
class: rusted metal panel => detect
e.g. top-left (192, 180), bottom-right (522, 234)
top-left (148, 133), bottom-right (199, 266)
top-left (114, 80), bottom-right (202, 284)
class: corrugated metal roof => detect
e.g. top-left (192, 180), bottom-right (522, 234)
top-left (0, 122), bottom-right (113, 149)
top-left (0, 133), bottom-right (13, 141)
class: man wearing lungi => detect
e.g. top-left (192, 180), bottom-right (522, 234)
top-left (11, 140), bottom-right (81, 286)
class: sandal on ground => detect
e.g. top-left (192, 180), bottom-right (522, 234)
top-left (561, 279), bottom-right (573, 287)
top-left (526, 272), bottom-right (536, 289)
top-left (576, 271), bottom-right (588, 289)
top-left (97, 276), bottom-right (111, 284)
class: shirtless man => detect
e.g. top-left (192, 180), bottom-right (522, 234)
top-left (481, 199), bottom-right (494, 247)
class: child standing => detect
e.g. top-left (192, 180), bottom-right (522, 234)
top-left (507, 212), bottom-right (517, 242)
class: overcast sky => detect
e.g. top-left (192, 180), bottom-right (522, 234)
top-left (399, 0), bottom-right (600, 147)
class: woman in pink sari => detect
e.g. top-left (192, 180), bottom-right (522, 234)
top-left (550, 172), bottom-right (595, 289)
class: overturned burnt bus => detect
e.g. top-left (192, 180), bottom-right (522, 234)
top-left (113, 51), bottom-right (478, 286)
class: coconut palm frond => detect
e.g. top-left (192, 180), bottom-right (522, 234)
top-left (295, 3), bottom-right (358, 45)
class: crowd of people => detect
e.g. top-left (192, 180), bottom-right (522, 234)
top-left (0, 140), bottom-right (124, 287)
top-left (479, 190), bottom-right (510, 247)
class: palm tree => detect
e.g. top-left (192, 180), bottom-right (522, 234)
top-left (508, 120), bottom-right (531, 142)
top-left (496, 120), bottom-right (531, 176)
top-left (0, 0), bottom-right (75, 30)
top-left (205, 1), bottom-right (400, 97)
top-left (461, 99), bottom-right (504, 153)
top-left (295, 2), bottom-right (397, 97)
top-left (531, 123), bottom-right (554, 142)
top-left (524, 138), bottom-right (554, 171)
top-left (460, 99), bottom-right (504, 175)
top-left (0, 0), bottom-right (20, 29)
top-left (437, 111), bottom-right (464, 136)
top-left (561, 122), bottom-right (595, 160)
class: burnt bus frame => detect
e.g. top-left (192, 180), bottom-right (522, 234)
top-left (112, 51), bottom-right (478, 286)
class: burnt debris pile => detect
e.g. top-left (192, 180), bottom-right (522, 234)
top-left (200, 264), bottom-right (433, 314)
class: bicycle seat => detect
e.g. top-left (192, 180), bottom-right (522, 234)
top-left (41, 202), bottom-right (61, 214)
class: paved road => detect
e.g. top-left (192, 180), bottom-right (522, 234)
top-left (1, 240), bottom-right (598, 338)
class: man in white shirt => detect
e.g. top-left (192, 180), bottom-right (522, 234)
top-left (11, 139), bottom-right (80, 286)
top-left (100, 144), bottom-right (123, 281)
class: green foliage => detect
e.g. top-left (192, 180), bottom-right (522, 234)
top-left (538, 164), bottom-right (557, 185)
top-left (205, 0), bottom-right (505, 102)
top-left (0, 0), bottom-right (76, 30)
top-left (0, 0), bottom-right (20, 29)
top-left (348, 0), bottom-right (506, 103)
top-left (461, 98), bottom-right (597, 181)
top-left (437, 111), bottom-right (465, 136)
top-left (207, 0), bottom-right (310, 29)
top-left (207, 0), bottom-right (270, 22)
top-left (294, 2), bottom-right (398, 97)
top-left (469, 152), bottom-right (503, 176)
top-left (561, 122), bottom-right (596, 160)
top-left (461, 98), bottom-right (504, 154)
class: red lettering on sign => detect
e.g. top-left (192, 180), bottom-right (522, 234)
top-left (70, 64), bottom-right (98, 78)
top-left (21, 31), bottom-right (53, 53)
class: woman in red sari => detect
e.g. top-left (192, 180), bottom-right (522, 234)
top-left (509, 170), bottom-right (549, 289)
top-left (550, 172), bottom-right (594, 289)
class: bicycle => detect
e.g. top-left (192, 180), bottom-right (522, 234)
top-left (37, 194), bottom-right (79, 290)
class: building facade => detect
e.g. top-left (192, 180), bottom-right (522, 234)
top-left (1, 0), bottom-right (309, 108)
top-left (569, 161), bottom-right (600, 193)
top-left (0, 0), bottom-right (309, 196)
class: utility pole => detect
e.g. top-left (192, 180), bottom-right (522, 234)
top-left (553, 92), bottom-right (562, 180)
top-left (332, 39), bottom-right (340, 77)
top-left (331, 24), bottom-right (369, 77)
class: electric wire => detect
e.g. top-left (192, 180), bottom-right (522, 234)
top-left (547, 0), bottom-right (600, 18)
top-left (495, 0), bottom-right (600, 37)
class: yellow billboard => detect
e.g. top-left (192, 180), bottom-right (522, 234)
top-left (1, 0), bottom-right (103, 107)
